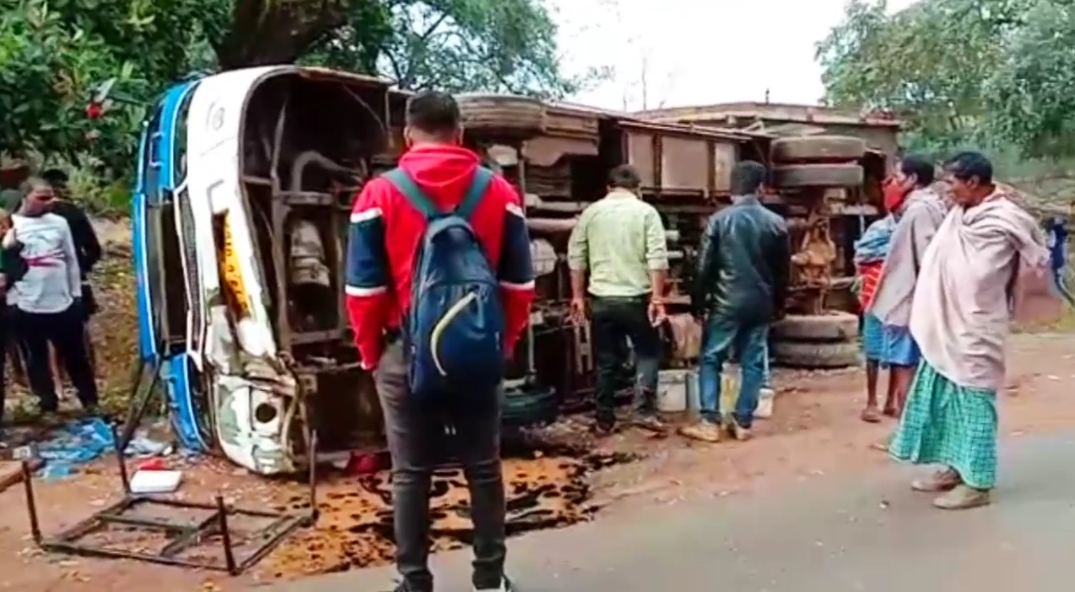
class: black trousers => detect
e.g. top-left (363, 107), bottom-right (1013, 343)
top-left (0, 308), bottom-right (9, 423)
top-left (374, 339), bottom-right (505, 591)
top-left (590, 295), bottom-right (661, 424)
top-left (13, 305), bottom-right (98, 413)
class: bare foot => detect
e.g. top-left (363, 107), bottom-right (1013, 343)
top-left (882, 406), bottom-right (899, 418)
top-left (861, 406), bottom-right (882, 423)
top-left (870, 434), bottom-right (893, 452)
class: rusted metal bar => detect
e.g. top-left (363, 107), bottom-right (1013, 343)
top-left (22, 461), bottom-right (41, 544)
top-left (307, 429), bottom-right (319, 523)
top-left (527, 217), bottom-right (577, 233)
top-left (110, 423), bottom-right (131, 495)
top-left (216, 495), bottom-right (239, 575)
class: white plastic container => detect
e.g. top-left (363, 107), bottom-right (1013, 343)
top-left (680, 366), bottom-right (773, 418)
top-left (686, 370), bottom-right (701, 411)
top-left (754, 386), bottom-right (776, 419)
top-left (656, 369), bottom-right (692, 412)
top-left (719, 365), bottom-right (741, 416)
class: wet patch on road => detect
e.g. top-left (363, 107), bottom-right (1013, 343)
top-left (263, 441), bottom-right (633, 579)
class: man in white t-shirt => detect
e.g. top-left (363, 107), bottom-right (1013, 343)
top-left (8, 178), bottom-right (98, 418)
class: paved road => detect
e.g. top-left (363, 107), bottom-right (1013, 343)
top-left (269, 433), bottom-right (1075, 592)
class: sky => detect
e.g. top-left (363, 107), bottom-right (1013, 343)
top-left (548, 0), bottom-right (917, 112)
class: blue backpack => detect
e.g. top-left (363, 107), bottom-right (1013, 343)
top-left (382, 166), bottom-right (506, 399)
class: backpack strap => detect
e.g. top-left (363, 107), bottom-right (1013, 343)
top-left (383, 168), bottom-right (439, 219)
top-left (455, 167), bottom-right (494, 220)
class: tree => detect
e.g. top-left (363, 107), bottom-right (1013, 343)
top-left (1, 0), bottom-right (595, 171)
top-left (987, 0), bottom-right (1075, 158)
top-left (816, 0), bottom-right (1030, 153)
top-left (1, 0), bottom-right (224, 169)
top-left (0, 2), bottom-right (127, 164)
top-left (818, 0), bottom-right (1015, 151)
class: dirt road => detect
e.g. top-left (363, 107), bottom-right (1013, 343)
top-left (1, 332), bottom-right (1073, 591)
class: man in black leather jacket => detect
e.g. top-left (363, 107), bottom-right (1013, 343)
top-left (681, 161), bottom-right (790, 443)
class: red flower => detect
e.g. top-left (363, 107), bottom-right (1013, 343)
top-left (85, 102), bottom-right (104, 119)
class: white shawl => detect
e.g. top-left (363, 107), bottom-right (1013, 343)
top-left (909, 191), bottom-right (1061, 391)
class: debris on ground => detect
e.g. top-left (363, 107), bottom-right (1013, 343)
top-left (263, 436), bottom-right (636, 580)
top-left (34, 418), bottom-right (171, 481)
top-left (128, 468), bottom-right (183, 494)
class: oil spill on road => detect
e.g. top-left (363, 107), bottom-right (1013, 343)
top-left (263, 441), bottom-right (635, 579)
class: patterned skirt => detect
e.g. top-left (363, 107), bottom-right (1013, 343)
top-left (889, 361), bottom-right (999, 489)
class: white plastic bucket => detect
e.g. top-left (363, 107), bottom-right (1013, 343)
top-left (656, 369), bottom-right (691, 412)
top-left (686, 364), bottom-right (775, 419)
top-left (686, 370), bottom-right (701, 411)
top-left (755, 387), bottom-right (775, 419)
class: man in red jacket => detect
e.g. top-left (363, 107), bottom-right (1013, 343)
top-left (346, 90), bottom-right (534, 592)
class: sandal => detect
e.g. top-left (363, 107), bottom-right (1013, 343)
top-left (933, 485), bottom-right (990, 510)
top-left (911, 469), bottom-right (961, 493)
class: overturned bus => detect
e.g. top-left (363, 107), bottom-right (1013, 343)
top-left (131, 66), bottom-right (886, 476)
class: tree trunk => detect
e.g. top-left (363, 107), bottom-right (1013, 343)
top-left (214, 0), bottom-right (353, 70)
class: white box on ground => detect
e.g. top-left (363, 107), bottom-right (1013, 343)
top-left (129, 470), bottom-right (183, 494)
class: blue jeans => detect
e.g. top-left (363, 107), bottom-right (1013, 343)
top-left (1054, 267), bottom-right (1075, 307)
top-left (698, 316), bottom-right (769, 428)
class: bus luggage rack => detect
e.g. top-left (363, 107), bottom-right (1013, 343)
top-left (20, 426), bottom-right (319, 575)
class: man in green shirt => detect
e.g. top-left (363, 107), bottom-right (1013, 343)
top-left (568, 164), bottom-right (669, 434)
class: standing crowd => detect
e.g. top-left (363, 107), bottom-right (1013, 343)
top-left (0, 170), bottom-right (101, 432)
top-left (856, 151), bottom-right (1061, 511)
top-left (567, 159), bottom-right (790, 444)
top-left (344, 91), bottom-right (1059, 591)
top-left (343, 90), bottom-right (797, 592)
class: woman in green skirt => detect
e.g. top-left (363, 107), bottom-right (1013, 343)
top-left (890, 152), bottom-right (1061, 510)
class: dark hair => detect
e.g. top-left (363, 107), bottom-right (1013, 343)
top-left (41, 168), bottom-right (68, 186)
top-left (731, 160), bottom-right (767, 195)
top-left (899, 154), bottom-right (934, 187)
top-left (608, 165), bottom-right (642, 190)
top-left (945, 151), bottom-right (993, 184)
top-left (405, 91), bottom-right (461, 136)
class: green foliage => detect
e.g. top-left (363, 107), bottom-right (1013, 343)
top-left (1, 0), bottom-right (594, 212)
top-left (986, 0), bottom-right (1075, 158)
top-left (373, 0), bottom-right (600, 97)
top-left (1, 0), bottom-right (220, 174)
top-left (0, 2), bottom-right (121, 161)
top-left (817, 0), bottom-right (1075, 159)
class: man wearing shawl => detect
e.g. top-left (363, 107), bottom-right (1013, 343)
top-left (853, 212), bottom-right (895, 423)
top-left (890, 152), bottom-right (1061, 510)
top-left (868, 155), bottom-right (947, 411)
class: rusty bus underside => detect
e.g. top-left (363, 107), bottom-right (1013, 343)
top-left (229, 83), bottom-right (893, 458)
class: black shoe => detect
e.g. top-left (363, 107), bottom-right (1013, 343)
top-left (388, 582), bottom-right (431, 592)
top-left (591, 417), bottom-right (615, 436)
top-left (475, 575), bottom-right (514, 591)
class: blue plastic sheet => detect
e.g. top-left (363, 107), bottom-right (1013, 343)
top-left (35, 418), bottom-right (172, 481)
